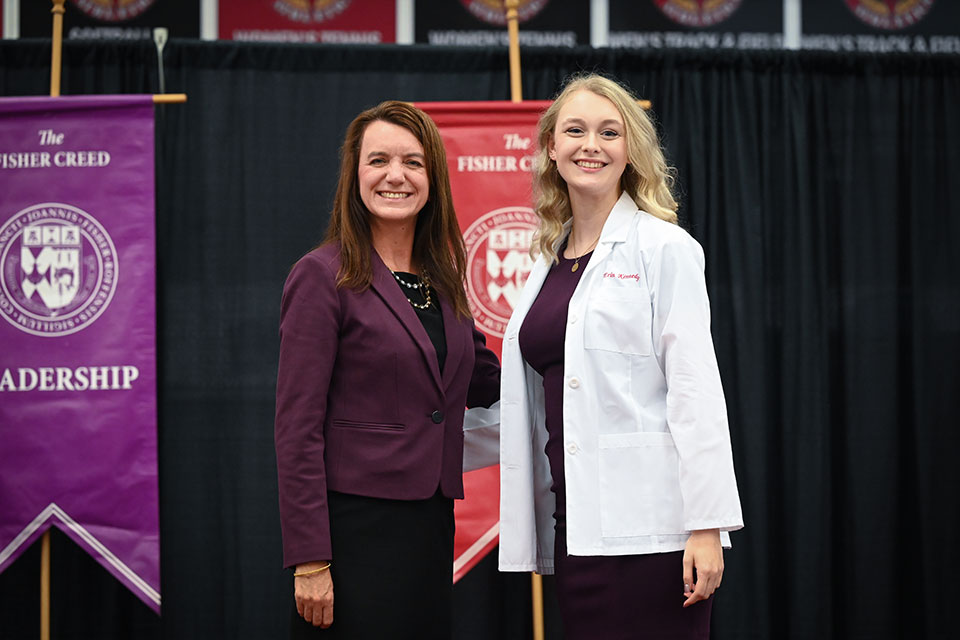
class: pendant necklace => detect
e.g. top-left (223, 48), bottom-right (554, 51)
top-left (570, 227), bottom-right (603, 273)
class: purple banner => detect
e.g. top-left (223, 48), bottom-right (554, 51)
top-left (0, 95), bottom-right (159, 612)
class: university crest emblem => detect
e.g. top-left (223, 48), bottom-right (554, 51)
top-left (463, 206), bottom-right (538, 338)
top-left (655, 0), bottom-right (742, 27)
top-left (845, 0), bottom-right (934, 30)
top-left (72, 0), bottom-right (156, 22)
top-left (0, 203), bottom-right (118, 337)
top-left (273, 0), bottom-right (352, 23)
top-left (459, 0), bottom-right (549, 26)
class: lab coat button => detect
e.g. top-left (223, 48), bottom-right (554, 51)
top-left (431, 410), bottom-right (444, 424)
top-left (569, 314), bottom-right (578, 324)
top-left (568, 377), bottom-right (580, 389)
top-left (566, 442), bottom-right (578, 454)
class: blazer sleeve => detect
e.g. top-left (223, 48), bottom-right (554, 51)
top-left (647, 235), bottom-right (744, 533)
top-left (466, 323), bottom-right (501, 409)
top-left (275, 253), bottom-right (341, 567)
top-left (463, 324), bottom-right (501, 471)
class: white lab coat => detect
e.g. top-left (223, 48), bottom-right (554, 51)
top-left (499, 192), bottom-right (743, 575)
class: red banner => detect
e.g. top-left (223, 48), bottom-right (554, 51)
top-left (220, 0), bottom-right (395, 43)
top-left (417, 101), bottom-right (551, 580)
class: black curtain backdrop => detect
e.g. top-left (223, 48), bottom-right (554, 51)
top-left (0, 41), bottom-right (958, 640)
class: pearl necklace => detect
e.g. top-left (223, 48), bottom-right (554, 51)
top-left (391, 271), bottom-right (433, 310)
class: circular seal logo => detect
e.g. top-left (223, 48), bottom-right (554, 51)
top-left (463, 206), bottom-right (539, 338)
top-left (459, 0), bottom-right (550, 26)
top-left (845, 0), bottom-right (934, 30)
top-left (655, 0), bottom-right (742, 28)
top-left (273, 0), bottom-right (352, 24)
top-left (0, 203), bottom-right (119, 337)
top-left (72, 0), bottom-right (157, 22)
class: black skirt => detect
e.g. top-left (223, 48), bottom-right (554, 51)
top-left (290, 490), bottom-right (455, 640)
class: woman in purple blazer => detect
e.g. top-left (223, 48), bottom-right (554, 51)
top-left (275, 101), bottom-right (500, 639)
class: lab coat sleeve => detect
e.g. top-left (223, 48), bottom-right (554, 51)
top-left (648, 235), bottom-right (744, 533)
top-left (463, 400), bottom-right (501, 472)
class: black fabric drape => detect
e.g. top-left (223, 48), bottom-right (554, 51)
top-left (1, 41), bottom-right (957, 640)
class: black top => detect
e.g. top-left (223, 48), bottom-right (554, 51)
top-left (392, 271), bottom-right (446, 373)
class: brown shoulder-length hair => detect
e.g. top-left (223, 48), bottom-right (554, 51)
top-left (324, 100), bottom-right (470, 317)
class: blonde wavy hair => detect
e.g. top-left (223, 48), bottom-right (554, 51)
top-left (532, 73), bottom-right (679, 262)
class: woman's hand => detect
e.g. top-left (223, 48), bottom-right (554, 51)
top-left (682, 529), bottom-right (723, 608)
top-left (294, 561), bottom-right (334, 627)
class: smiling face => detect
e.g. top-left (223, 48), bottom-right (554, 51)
top-left (357, 120), bottom-right (430, 227)
top-left (548, 89), bottom-right (628, 203)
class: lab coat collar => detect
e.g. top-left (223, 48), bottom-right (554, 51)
top-left (514, 192), bottom-right (640, 335)
top-left (599, 191), bottom-right (640, 245)
top-left (577, 191), bottom-right (639, 278)
top-left (550, 191), bottom-right (638, 255)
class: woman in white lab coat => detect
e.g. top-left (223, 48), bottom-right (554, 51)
top-left (498, 74), bottom-right (744, 639)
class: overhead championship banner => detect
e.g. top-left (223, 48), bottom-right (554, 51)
top-left (417, 0), bottom-right (589, 47)
top-left (609, 0), bottom-right (783, 49)
top-left (220, 0), bottom-right (396, 44)
top-left (18, 0), bottom-right (200, 40)
top-left (0, 96), bottom-right (160, 612)
top-left (802, 0), bottom-right (960, 54)
top-left (417, 101), bottom-right (550, 580)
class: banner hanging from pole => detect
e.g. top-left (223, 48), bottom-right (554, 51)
top-left (417, 100), bottom-right (551, 581)
top-left (0, 95), bottom-right (160, 612)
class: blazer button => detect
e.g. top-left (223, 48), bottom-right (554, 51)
top-left (431, 410), bottom-right (444, 424)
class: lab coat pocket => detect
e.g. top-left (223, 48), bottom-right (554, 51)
top-left (598, 431), bottom-right (685, 537)
top-left (583, 290), bottom-right (652, 356)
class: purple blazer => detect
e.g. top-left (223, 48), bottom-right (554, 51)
top-left (275, 243), bottom-right (500, 567)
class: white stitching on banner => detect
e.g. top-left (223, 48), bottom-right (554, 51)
top-left (454, 522), bottom-right (500, 575)
top-left (0, 503), bottom-right (161, 606)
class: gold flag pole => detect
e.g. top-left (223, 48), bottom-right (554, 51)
top-left (505, 0), bottom-right (522, 103)
top-left (42, 4), bottom-right (66, 636)
top-left (49, 0), bottom-right (187, 103)
top-left (50, 0), bottom-right (66, 96)
top-left (39, 3), bottom-right (182, 636)
top-left (504, 2), bottom-right (538, 636)
top-left (40, 530), bottom-right (51, 640)
top-left (531, 571), bottom-right (545, 640)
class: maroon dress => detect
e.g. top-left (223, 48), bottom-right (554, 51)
top-left (518, 248), bottom-right (713, 640)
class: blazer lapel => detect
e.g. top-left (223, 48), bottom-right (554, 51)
top-left (369, 250), bottom-right (444, 391)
